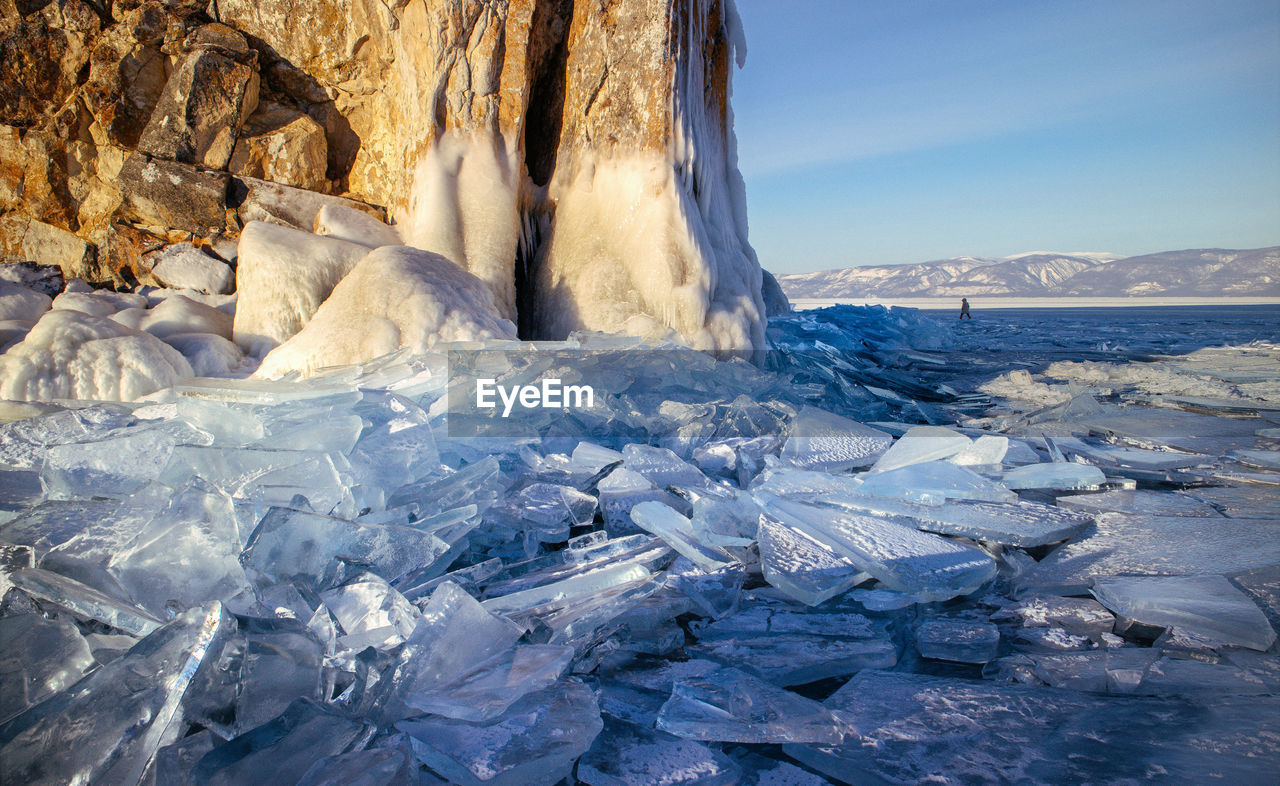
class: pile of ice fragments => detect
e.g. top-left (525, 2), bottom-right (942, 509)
top-left (1, 303), bottom-right (1278, 783)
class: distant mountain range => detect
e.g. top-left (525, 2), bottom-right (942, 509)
top-left (777, 247), bottom-right (1280, 299)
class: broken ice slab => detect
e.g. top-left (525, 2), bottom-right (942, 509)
top-left (757, 515), bottom-right (870, 606)
top-left (297, 743), bottom-right (425, 786)
top-left (868, 425), bottom-right (973, 473)
top-left (845, 587), bottom-right (927, 611)
top-left (1002, 461), bottom-right (1107, 490)
top-left (570, 441), bottom-right (624, 473)
top-left (691, 603), bottom-right (897, 685)
top-left (622, 443), bottom-right (712, 489)
top-left (0, 498), bottom-right (121, 559)
top-left (0, 470), bottom-right (42, 525)
top-left (1050, 435), bottom-right (1207, 471)
top-left (190, 698), bottom-right (376, 786)
top-left (385, 455), bottom-right (509, 520)
top-left (41, 421), bottom-right (211, 500)
top-left (0, 603), bottom-right (235, 785)
top-left (319, 572), bottom-right (418, 651)
top-left (755, 465), bottom-right (1090, 546)
top-left (784, 670), bottom-right (1280, 784)
top-left (1091, 574), bottom-right (1277, 651)
top-left (398, 679), bottom-right (603, 786)
top-left (915, 619), bottom-right (1000, 664)
top-left (779, 405), bottom-right (892, 472)
top-left (9, 567), bottom-right (162, 636)
top-left (241, 506), bottom-right (452, 591)
top-left (856, 460), bottom-right (1018, 505)
top-left (1069, 404), bottom-right (1261, 456)
top-left (987, 649), bottom-right (1160, 693)
top-left (1189, 484), bottom-right (1280, 518)
top-left (630, 501), bottom-right (735, 573)
top-left (0, 404), bottom-right (136, 470)
top-left (1232, 449), bottom-right (1280, 470)
top-left (1055, 488), bottom-right (1222, 517)
top-left (106, 479), bottom-right (251, 617)
top-left (1019, 514), bottom-right (1280, 596)
top-left (655, 665), bottom-right (845, 744)
top-left (234, 630), bottom-right (325, 734)
top-left (577, 717), bottom-right (742, 786)
top-left (405, 644), bottom-right (573, 722)
top-left (757, 495), bottom-right (997, 602)
top-left (667, 557), bottom-right (746, 620)
top-left (598, 467), bottom-right (690, 534)
top-left (989, 595), bottom-right (1115, 638)
top-left (373, 581), bottom-right (523, 724)
top-left (488, 482), bottom-right (597, 545)
top-left (0, 614), bottom-right (96, 724)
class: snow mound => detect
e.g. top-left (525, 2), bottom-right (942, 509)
top-left (255, 246), bottom-right (517, 378)
top-left (231, 221), bottom-right (371, 358)
top-left (0, 309), bottom-right (193, 401)
top-left (0, 282), bottom-right (51, 323)
top-left (50, 289), bottom-right (147, 318)
top-left (314, 204), bottom-right (401, 249)
top-left (161, 333), bottom-right (244, 377)
top-left (111, 295), bottom-right (234, 340)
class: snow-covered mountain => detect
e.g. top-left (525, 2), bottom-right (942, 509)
top-left (778, 247), bottom-right (1280, 299)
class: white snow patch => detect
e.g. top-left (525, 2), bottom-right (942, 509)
top-left (255, 246), bottom-right (516, 379)
top-left (51, 289), bottom-right (147, 317)
top-left (231, 221), bottom-right (371, 358)
top-left (0, 309), bottom-right (193, 401)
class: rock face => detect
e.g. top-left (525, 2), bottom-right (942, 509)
top-left (2, 0), bottom-right (768, 352)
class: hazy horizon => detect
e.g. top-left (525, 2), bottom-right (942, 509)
top-left (732, 0), bottom-right (1280, 275)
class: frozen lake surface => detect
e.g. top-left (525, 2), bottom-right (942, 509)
top-left (1, 303), bottom-right (1278, 783)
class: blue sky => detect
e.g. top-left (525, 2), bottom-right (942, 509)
top-left (730, 0), bottom-right (1280, 273)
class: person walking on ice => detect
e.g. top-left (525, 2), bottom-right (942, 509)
top-left (959, 298), bottom-right (972, 319)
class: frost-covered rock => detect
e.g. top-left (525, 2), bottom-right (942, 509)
top-left (313, 204), bottom-right (400, 249)
top-left (255, 247), bottom-right (515, 378)
top-left (147, 244), bottom-right (235, 295)
top-left (231, 221), bottom-right (370, 357)
top-left (0, 309), bottom-right (193, 402)
top-left (111, 295), bottom-right (234, 340)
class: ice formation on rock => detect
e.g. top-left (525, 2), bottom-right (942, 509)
top-left (255, 247), bottom-right (517, 378)
top-left (231, 221), bottom-right (371, 357)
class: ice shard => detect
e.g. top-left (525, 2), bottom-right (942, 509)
top-left (779, 406), bottom-right (892, 472)
top-left (0, 603), bottom-right (234, 785)
top-left (629, 501), bottom-right (735, 573)
top-left (0, 614), bottom-right (95, 724)
top-left (241, 506), bottom-right (452, 590)
top-left (397, 679), bottom-right (603, 786)
top-left (190, 698), bottom-right (376, 786)
top-left (319, 572), bottom-right (419, 651)
top-left (1055, 489), bottom-right (1222, 517)
top-left (404, 644), bottom-right (573, 722)
top-left (577, 717), bottom-right (742, 786)
top-left (915, 619), bottom-right (1001, 664)
top-left (1091, 574), bottom-right (1277, 651)
top-left (655, 666), bottom-right (844, 744)
top-left (756, 515), bottom-right (870, 606)
top-left (9, 567), bottom-right (162, 636)
top-left (374, 581), bottom-right (523, 724)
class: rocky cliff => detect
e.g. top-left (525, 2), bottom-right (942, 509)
top-left (0, 0), bottom-right (766, 351)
